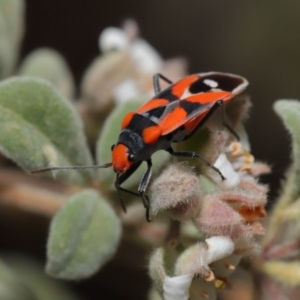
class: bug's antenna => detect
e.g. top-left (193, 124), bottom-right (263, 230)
top-left (31, 163), bottom-right (113, 174)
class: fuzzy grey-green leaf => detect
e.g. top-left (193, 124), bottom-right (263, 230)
top-left (0, 0), bottom-right (25, 79)
top-left (96, 98), bottom-right (170, 188)
top-left (274, 100), bottom-right (300, 204)
top-left (0, 77), bottom-right (93, 184)
top-left (18, 48), bottom-right (75, 99)
top-left (262, 100), bottom-right (300, 245)
top-left (1, 256), bottom-right (79, 300)
top-left (46, 189), bottom-right (122, 280)
top-left (0, 259), bottom-right (37, 300)
top-left (274, 100), bottom-right (300, 165)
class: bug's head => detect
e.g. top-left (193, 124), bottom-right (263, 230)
top-left (111, 143), bottom-right (136, 173)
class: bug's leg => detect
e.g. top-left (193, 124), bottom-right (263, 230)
top-left (166, 147), bottom-right (225, 180)
top-left (116, 160), bottom-right (152, 221)
top-left (115, 176), bottom-right (128, 213)
top-left (114, 161), bottom-right (143, 212)
top-left (182, 100), bottom-right (225, 141)
top-left (220, 101), bottom-right (240, 141)
top-left (138, 159), bottom-right (153, 222)
top-left (153, 73), bottom-right (173, 94)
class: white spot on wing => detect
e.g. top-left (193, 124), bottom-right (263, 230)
top-left (203, 79), bottom-right (218, 88)
top-left (196, 72), bottom-right (249, 96)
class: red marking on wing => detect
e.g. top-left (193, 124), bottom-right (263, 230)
top-left (142, 125), bottom-right (162, 144)
top-left (185, 91), bottom-right (232, 104)
top-left (159, 106), bottom-right (188, 134)
top-left (122, 112), bottom-right (135, 129)
top-left (183, 114), bottom-right (206, 135)
top-left (172, 75), bottom-right (199, 97)
top-left (160, 91), bottom-right (233, 135)
top-left (137, 98), bottom-right (170, 114)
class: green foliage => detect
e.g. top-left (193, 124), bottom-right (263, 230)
top-left (273, 100), bottom-right (300, 206)
top-left (18, 48), bottom-right (76, 99)
top-left (46, 189), bottom-right (122, 280)
top-left (0, 259), bottom-right (37, 300)
top-left (0, 0), bottom-right (25, 79)
top-left (259, 99), bottom-right (300, 290)
top-left (1, 256), bottom-right (80, 300)
top-left (0, 77), bottom-right (93, 184)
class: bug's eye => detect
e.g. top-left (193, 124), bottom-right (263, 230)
top-left (111, 144), bottom-right (116, 151)
top-left (128, 153), bottom-right (136, 162)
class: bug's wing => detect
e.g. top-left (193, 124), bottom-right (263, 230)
top-left (186, 72), bottom-right (249, 98)
top-left (159, 92), bottom-right (231, 135)
top-left (137, 98), bottom-right (171, 115)
top-left (135, 72), bottom-right (248, 135)
top-left (158, 72), bottom-right (249, 135)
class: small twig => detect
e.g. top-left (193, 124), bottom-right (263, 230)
top-left (164, 220), bottom-right (180, 247)
top-left (0, 168), bottom-right (71, 216)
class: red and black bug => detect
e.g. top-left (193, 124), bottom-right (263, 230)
top-left (32, 72), bottom-right (248, 221)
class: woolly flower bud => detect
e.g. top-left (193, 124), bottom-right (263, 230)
top-left (112, 78), bottom-right (140, 104)
top-left (150, 163), bottom-right (201, 220)
top-left (99, 21), bottom-right (162, 74)
top-left (194, 179), bottom-right (267, 253)
top-left (195, 196), bottom-right (243, 237)
top-left (98, 22), bottom-right (164, 104)
top-left (130, 38), bottom-right (163, 74)
top-left (162, 237), bottom-right (234, 300)
top-left (149, 237), bottom-right (236, 300)
top-left (175, 243), bottom-right (210, 277)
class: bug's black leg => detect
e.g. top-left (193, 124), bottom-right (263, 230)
top-left (182, 100), bottom-right (225, 141)
top-left (114, 160), bottom-right (153, 221)
top-left (166, 147), bottom-right (225, 180)
top-left (220, 101), bottom-right (240, 141)
top-left (115, 174), bottom-right (128, 213)
top-left (138, 159), bottom-right (153, 222)
top-left (114, 161), bottom-right (143, 212)
top-left (153, 73), bottom-right (173, 94)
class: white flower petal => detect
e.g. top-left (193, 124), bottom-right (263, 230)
top-left (99, 27), bottom-right (129, 52)
top-left (205, 236), bottom-right (235, 264)
top-left (209, 153), bottom-right (241, 188)
top-left (163, 274), bottom-right (193, 300)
